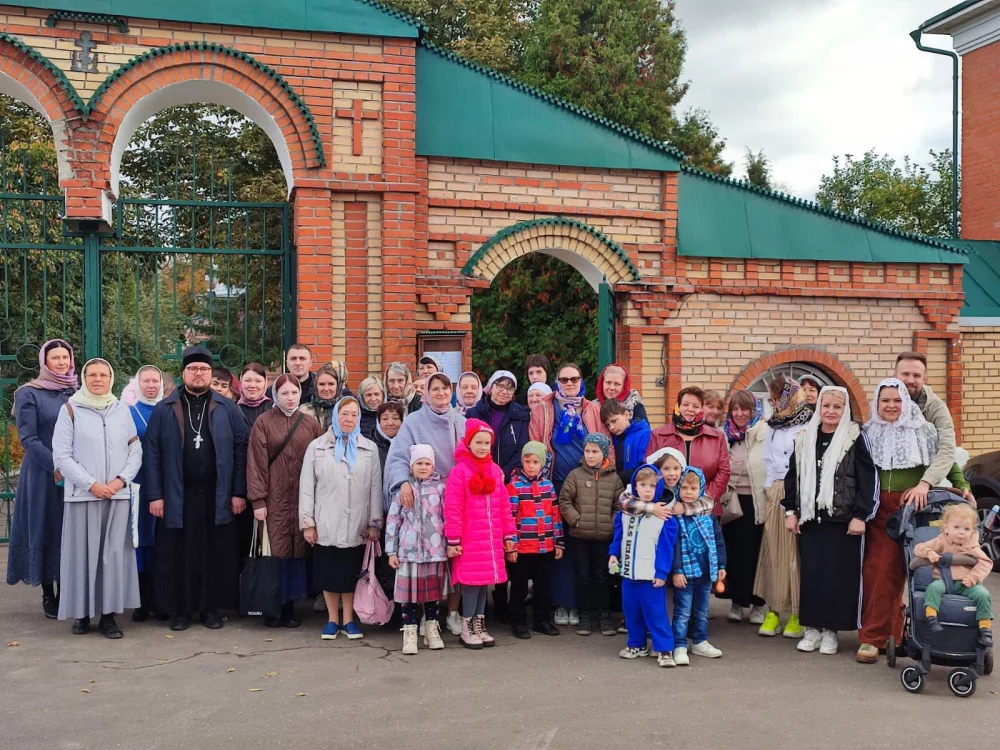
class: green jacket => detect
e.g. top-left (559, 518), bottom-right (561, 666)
top-left (915, 385), bottom-right (956, 488)
top-left (558, 459), bottom-right (625, 541)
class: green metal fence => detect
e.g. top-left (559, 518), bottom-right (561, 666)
top-left (1, 152), bottom-right (293, 542)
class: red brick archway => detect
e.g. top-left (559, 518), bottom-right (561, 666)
top-left (729, 348), bottom-right (869, 422)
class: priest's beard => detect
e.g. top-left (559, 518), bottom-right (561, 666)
top-left (184, 383), bottom-right (210, 395)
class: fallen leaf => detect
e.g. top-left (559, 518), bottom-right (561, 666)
top-left (165, 635), bottom-right (174, 639)
top-left (264, 638), bottom-right (274, 643)
top-left (88, 680), bottom-right (96, 684)
top-left (156, 657), bottom-right (169, 662)
top-left (577, 677), bottom-right (583, 681)
top-left (6, 641), bottom-right (18, 647)
top-left (227, 668), bottom-right (236, 673)
top-left (295, 693), bottom-right (307, 697)
top-left (249, 688), bottom-right (262, 693)
top-left (286, 669), bottom-right (297, 675)
top-left (79, 688), bottom-right (91, 694)
top-left (265, 671), bottom-right (278, 677)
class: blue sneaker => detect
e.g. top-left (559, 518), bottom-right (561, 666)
top-left (342, 621), bottom-right (364, 640)
top-left (321, 622), bottom-right (339, 640)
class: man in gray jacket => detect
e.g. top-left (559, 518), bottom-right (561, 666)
top-left (894, 352), bottom-right (956, 507)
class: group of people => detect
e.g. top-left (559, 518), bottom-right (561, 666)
top-left (6, 341), bottom-right (993, 667)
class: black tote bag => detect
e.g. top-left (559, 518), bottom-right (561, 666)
top-left (240, 519), bottom-right (282, 620)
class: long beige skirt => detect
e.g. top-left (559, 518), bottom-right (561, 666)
top-left (752, 482), bottom-right (799, 615)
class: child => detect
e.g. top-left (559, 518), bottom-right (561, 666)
top-left (444, 419), bottom-right (517, 649)
top-left (914, 503), bottom-right (993, 647)
top-left (506, 441), bottom-right (564, 639)
top-left (671, 467), bottom-right (727, 664)
top-left (385, 444), bottom-right (450, 654)
top-left (558, 433), bottom-right (625, 637)
top-left (609, 465), bottom-right (679, 667)
top-left (619, 447), bottom-right (686, 519)
top-left (601, 399), bottom-right (652, 490)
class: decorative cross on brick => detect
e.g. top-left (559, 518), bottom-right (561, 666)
top-left (335, 99), bottom-right (379, 156)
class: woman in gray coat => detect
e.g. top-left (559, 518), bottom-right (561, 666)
top-left (52, 359), bottom-right (142, 638)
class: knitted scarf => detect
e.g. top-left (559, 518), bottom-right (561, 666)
top-left (553, 382), bottom-right (587, 446)
top-left (767, 379), bottom-right (813, 430)
top-left (672, 404), bottom-right (705, 437)
top-left (460, 419), bottom-right (498, 494)
top-left (863, 377), bottom-right (937, 471)
top-left (723, 395), bottom-right (763, 445)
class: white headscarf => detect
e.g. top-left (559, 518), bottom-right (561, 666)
top-left (527, 382), bottom-right (552, 397)
top-left (457, 371), bottom-right (483, 414)
top-left (646, 447), bottom-right (686, 470)
top-left (135, 365), bottom-right (165, 407)
top-left (863, 377), bottom-right (937, 471)
top-left (798, 387), bottom-right (855, 523)
top-left (69, 358), bottom-right (117, 410)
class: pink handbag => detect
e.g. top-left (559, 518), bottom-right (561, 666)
top-left (354, 539), bottom-right (393, 625)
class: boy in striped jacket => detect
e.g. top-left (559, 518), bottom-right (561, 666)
top-left (505, 441), bottom-right (564, 639)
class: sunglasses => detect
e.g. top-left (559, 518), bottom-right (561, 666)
top-left (557, 376), bottom-right (581, 385)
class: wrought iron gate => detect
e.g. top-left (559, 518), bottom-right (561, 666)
top-left (1, 152), bottom-right (293, 541)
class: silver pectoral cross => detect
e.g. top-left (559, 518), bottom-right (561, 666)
top-left (194, 433), bottom-right (203, 449)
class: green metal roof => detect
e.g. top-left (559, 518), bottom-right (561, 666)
top-left (677, 167), bottom-right (968, 265)
top-left (940, 239), bottom-right (1000, 318)
top-left (3, 0), bottom-right (421, 38)
top-left (414, 42), bottom-right (683, 172)
top-left (920, 0), bottom-right (990, 30)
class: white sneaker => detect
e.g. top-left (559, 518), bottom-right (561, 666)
top-left (418, 616), bottom-right (426, 637)
top-left (673, 646), bottom-right (690, 666)
top-left (446, 610), bottom-right (462, 636)
top-left (819, 629), bottom-right (839, 655)
top-left (402, 624), bottom-right (418, 655)
top-left (748, 605), bottom-right (767, 625)
top-left (727, 604), bottom-right (743, 623)
top-left (424, 619), bottom-right (445, 650)
top-left (657, 651), bottom-right (676, 668)
top-left (797, 628), bottom-right (822, 652)
top-left (568, 608), bottom-right (579, 626)
top-left (690, 641), bottom-right (723, 658)
top-left (618, 645), bottom-right (649, 659)
top-left (554, 607), bottom-right (569, 626)
top-left (313, 594), bottom-right (327, 612)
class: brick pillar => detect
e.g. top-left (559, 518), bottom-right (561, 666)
top-left (291, 186), bottom-right (334, 361)
top-left (344, 201), bottom-right (369, 377)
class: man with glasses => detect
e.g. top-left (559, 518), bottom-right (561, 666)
top-left (145, 345), bottom-right (250, 631)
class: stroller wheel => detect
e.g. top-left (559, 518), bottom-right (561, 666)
top-left (948, 668), bottom-right (976, 698)
top-left (900, 666), bottom-right (924, 694)
top-left (886, 636), bottom-right (896, 668)
top-left (985, 649), bottom-right (994, 677)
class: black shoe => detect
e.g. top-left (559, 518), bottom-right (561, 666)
top-left (980, 628), bottom-right (994, 648)
top-left (98, 615), bottom-right (123, 639)
top-left (264, 617), bottom-right (282, 628)
top-left (71, 617), bottom-right (90, 635)
top-left (131, 607), bottom-right (149, 623)
top-left (599, 613), bottom-right (616, 636)
top-left (512, 623), bottom-right (531, 639)
top-left (282, 616), bottom-right (301, 628)
top-left (926, 615), bottom-right (943, 633)
top-left (202, 611), bottom-right (224, 629)
top-left (576, 613), bottom-right (592, 636)
top-left (533, 621), bottom-right (560, 636)
top-left (42, 594), bottom-right (58, 620)
top-left (170, 615), bottom-right (190, 632)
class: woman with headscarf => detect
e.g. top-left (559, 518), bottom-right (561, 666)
top-left (357, 376), bottom-right (387, 440)
top-left (301, 363), bottom-right (341, 432)
top-left (782, 387), bottom-right (879, 657)
top-left (328, 360), bottom-right (351, 398)
top-left (128, 365), bottom-right (164, 622)
top-left (717, 390), bottom-right (769, 626)
top-left (753, 375), bottom-right (814, 640)
top-left (247, 374), bottom-right (323, 628)
top-left (237, 363), bottom-right (271, 428)
top-left (384, 362), bottom-right (422, 415)
top-left (596, 364), bottom-right (647, 423)
top-left (466, 370), bottom-right (529, 482)
top-left (51, 359), bottom-right (142, 638)
top-left (456, 371), bottom-right (484, 415)
top-left (299, 396), bottom-right (383, 641)
top-left (6, 339), bottom-right (78, 618)
top-left (856, 377), bottom-right (939, 664)
top-left (798, 375), bottom-right (822, 408)
top-left (527, 382), bottom-right (552, 410)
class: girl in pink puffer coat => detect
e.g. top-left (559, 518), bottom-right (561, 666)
top-left (445, 419), bottom-right (517, 650)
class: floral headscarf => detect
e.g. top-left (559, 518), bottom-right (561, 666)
top-left (767, 378), bottom-right (813, 430)
top-left (723, 392), bottom-right (763, 445)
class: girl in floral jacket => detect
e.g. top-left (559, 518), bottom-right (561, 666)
top-left (385, 444), bottom-right (451, 655)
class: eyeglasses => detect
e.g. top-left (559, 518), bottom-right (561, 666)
top-left (185, 366), bottom-right (212, 374)
top-left (492, 382), bottom-right (515, 393)
top-left (557, 376), bottom-right (581, 385)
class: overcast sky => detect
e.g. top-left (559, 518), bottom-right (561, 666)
top-left (674, 0), bottom-right (957, 197)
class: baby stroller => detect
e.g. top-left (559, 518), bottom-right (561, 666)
top-left (887, 489), bottom-right (994, 697)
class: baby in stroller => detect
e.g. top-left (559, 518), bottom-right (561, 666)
top-left (914, 502), bottom-right (993, 648)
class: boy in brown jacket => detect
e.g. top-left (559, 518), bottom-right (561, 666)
top-left (558, 433), bottom-right (625, 637)
top-left (914, 503), bottom-right (993, 647)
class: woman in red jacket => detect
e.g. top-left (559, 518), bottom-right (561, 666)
top-left (646, 386), bottom-right (731, 513)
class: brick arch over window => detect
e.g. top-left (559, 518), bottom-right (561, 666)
top-left (461, 217), bottom-right (641, 291)
top-left (729, 348), bottom-right (869, 422)
top-left (86, 43), bottom-right (326, 198)
top-left (0, 33), bottom-right (85, 183)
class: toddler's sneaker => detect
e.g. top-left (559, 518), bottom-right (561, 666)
top-left (783, 614), bottom-right (805, 638)
top-left (568, 608), bottom-right (580, 626)
top-left (758, 611), bottom-right (781, 637)
top-left (979, 627), bottom-right (993, 648)
top-left (819, 629), bottom-right (839, 655)
top-left (424, 619), bottom-right (445, 650)
top-left (553, 607), bottom-right (569, 626)
top-left (690, 641), bottom-right (722, 658)
top-left (925, 615), bottom-right (943, 633)
top-left (797, 628), bottom-right (822, 652)
top-left (342, 621), bottom-right (364, 640)
top-left (673, 646), bottom-right (690, 666)
top-left (599, 613), bottom-right (616, 636)
top-left (446, 610), bottom-right (463, 635)
top-left (402, 624), bottom-right (418, 655)
top-left (727, 604), bottom-right (743, 622)
top-left (619, 645), bottom-right (650, 659)
top-left (748, 605), bottom-right (767, 625)
top-left (320, 622), bottom-right (339, 640)
top-left (657, 651), bottom-right (676, 668)
top-left (576, 613), bottom-right (592, 636)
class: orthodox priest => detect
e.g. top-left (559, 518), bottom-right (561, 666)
top-left (146, 346), bottom-right (249, 630)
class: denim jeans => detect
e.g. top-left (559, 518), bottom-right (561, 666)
top-left (673, 576), bottom-right (711, 645)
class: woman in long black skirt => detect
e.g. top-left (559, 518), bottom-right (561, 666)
top-left (782, 387), bottom-right (878, 656)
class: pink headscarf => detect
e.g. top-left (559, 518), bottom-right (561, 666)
top-left (22, 339), bottom-right (78, 392)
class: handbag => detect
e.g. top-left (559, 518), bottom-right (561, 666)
top-left (239, 519), bottom-right (282, 620)
top-left (354, 539), bottom-right (393, 625)
top-left (720, 485), bottom-right (744, 525)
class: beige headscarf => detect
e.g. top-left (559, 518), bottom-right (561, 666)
top-left (69, 358), bottom-right (117, 410)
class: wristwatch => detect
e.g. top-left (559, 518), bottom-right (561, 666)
top-left (784, 510), bottom-right (797, 517)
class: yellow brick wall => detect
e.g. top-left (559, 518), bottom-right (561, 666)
top-left (428, 207), bottom-right (661, 246)
top-left (960, 328), bottom-right (1000, 456)
top-left (924, 338), bottom-right (947, 399)
top-left (641, 334), bottom-right (667, 426)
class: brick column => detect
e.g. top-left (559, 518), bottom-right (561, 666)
top-left (291, 186), bottom-right (334, 361)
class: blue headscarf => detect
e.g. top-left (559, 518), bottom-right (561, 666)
top-left (629, 462), bottom-right (666, 503)
top-left (332, 396), bottom-right (361, 472)
top-left (678, 466), bottom-right (707, 498)
top-left (553, 378), bottom-right (588, 446)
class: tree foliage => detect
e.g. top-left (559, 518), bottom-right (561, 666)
top-left (815, 149), bottom-right (957, 238)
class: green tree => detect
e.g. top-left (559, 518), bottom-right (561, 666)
top-left (744, 147), bottom-right (772, 190)
top-left (815, 149), bottom-right (957, 237)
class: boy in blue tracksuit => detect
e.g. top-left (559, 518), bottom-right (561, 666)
top-left (671, 466), bottom-right (727, 666)
top-left (609, 464), bottom-right (678, 668)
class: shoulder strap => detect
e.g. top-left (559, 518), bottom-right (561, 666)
top-left (65, 402), bottom-right (75, 423)
top-left (269, 412), bottom-right (306, 467)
